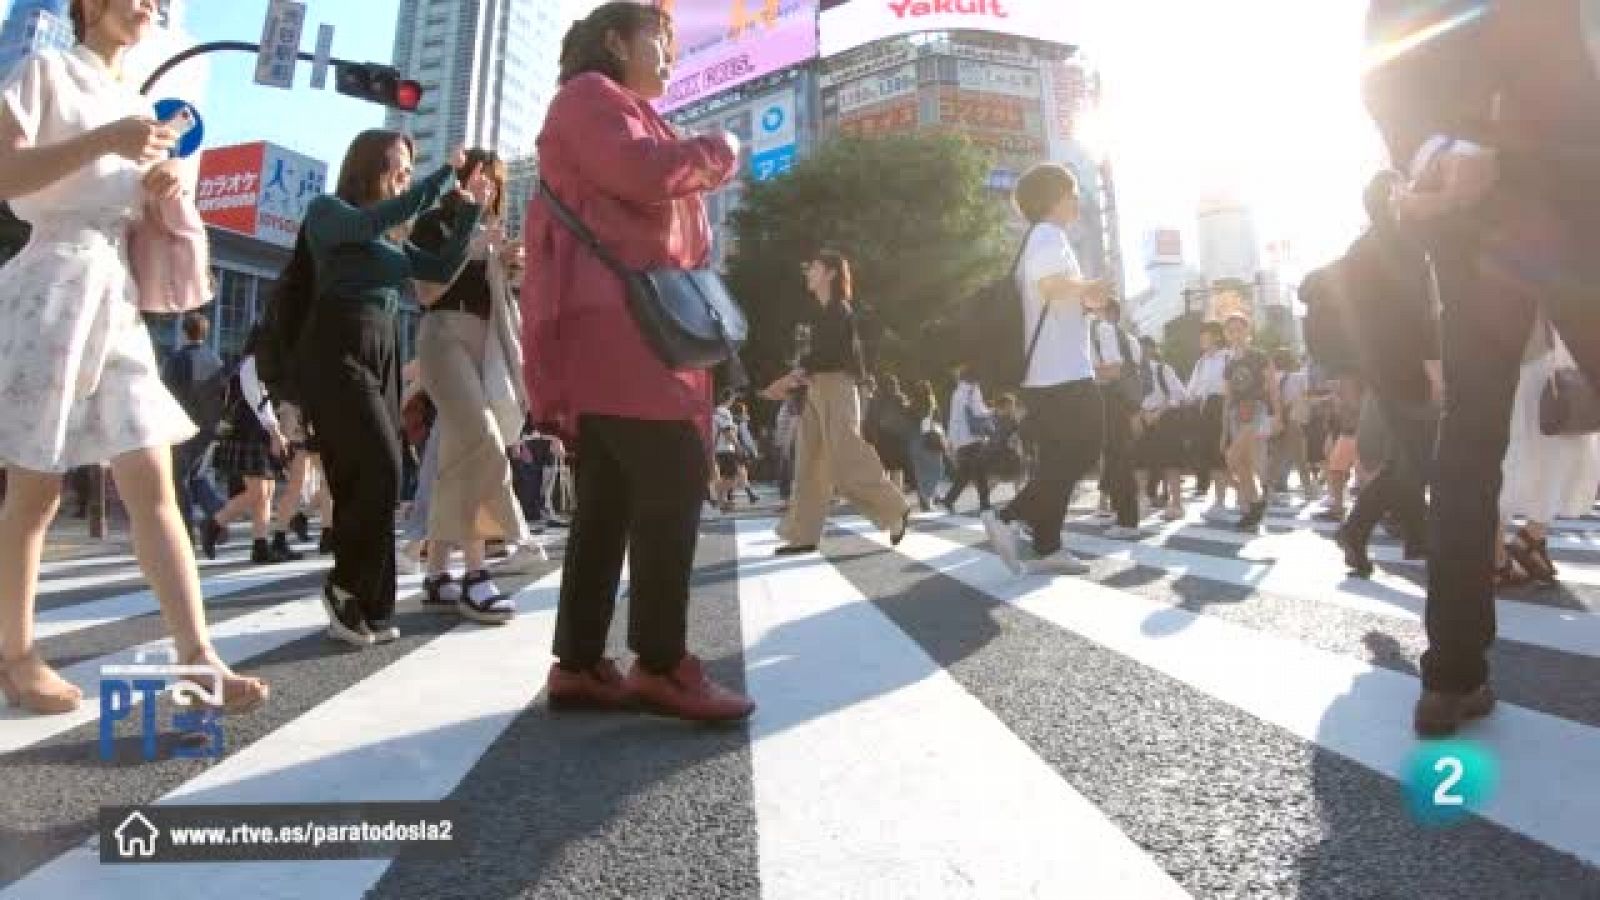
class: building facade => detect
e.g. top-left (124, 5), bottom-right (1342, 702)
top-left (385, 0), bottom-right (562, 172)
top-left (0, 0), bottom-right (70, 81)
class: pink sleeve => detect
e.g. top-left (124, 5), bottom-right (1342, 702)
top-left (556, 75), bottom-right (737, 204)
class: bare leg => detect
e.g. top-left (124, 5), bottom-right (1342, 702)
top-left (246, 478), bottom-right (273, 542)
top-left (463, 540), bottom-right (487, 573)
top-left (0, 466), bottom-right (81, 704)
top-left (109, 447), bottom-right (267, 704)
top-left (275, 450), bottom-right (309, 528)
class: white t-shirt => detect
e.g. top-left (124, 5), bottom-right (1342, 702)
top-left (712, 405), bottom-right (737, 454)
top-left (1016, 223), bottom-right (1093, 388)
top-left (1187, 349), bottom-right (1230, 400)
top-left (946, 380), bottom-right (992, 450)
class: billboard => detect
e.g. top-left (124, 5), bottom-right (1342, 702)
top-left (750, 89), bottom-right (799, 181)
top-left (196, 141), bottom-right (328, 249)
top-left (819, 0), bottom-right (1078, 58)
top-left (657, 0), bottom-right (820, 113)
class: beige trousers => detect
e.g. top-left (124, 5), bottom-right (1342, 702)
top-left (778, 371), bottom-right (910, 546)
top-left (417, 311), bottom-right (523, 543)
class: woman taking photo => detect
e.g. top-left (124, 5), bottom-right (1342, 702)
top-left (525, 2), bottom-right (752, 721)
top-left (0, 0), bottom-right (267, 715)
top-left (769, 249), bottom-right (912, 555)
top-left (411, 148), bottom-right (526, 624)
top-left (300, 133), bottom-right (481, 648)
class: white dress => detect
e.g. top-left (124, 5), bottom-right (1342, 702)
top-left (1500, 321), bottom-right (1600, 523)
top-left (0, 46), bottom-right (193, 473)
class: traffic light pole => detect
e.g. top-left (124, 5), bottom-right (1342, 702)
top-left (139, 41), bottom-right (362, 96)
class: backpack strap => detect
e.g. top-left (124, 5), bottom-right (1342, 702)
top-left (1017, 224), bottom-right (1052, 381)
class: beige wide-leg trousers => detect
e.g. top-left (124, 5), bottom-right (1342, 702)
top-left (778, 371), bottom-right (910, 547)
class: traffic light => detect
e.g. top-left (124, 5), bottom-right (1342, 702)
top-left (334, 63), bottom-right (423, 112)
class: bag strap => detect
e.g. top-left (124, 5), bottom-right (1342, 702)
top-left (1015, 224), bottom-right (1053, 380)
top-left (538, 180), bottom-right (630, 279)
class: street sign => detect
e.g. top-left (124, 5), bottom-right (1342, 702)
top-left (310, 23), bottom-right (334, 90)
top-left (254, 0), bottom-right (307, 90)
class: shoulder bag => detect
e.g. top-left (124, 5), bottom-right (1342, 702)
top-left (539, 181), bottom-right (748, 387)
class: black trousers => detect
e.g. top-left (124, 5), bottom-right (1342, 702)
top-left (1345, 397), bottom-right (1435, 550)
top-left (1004, 380), bottom-right (1103, 556)
top-left (553, 415), bottom-right (707, 673)
top-left (301, 304), bottom-right (401, 623)
top-left (944, 443), bottom-right (992, 511)
top-left (1423, 185), bottom-right (1600, 693)
top-left (1101, 390), bottom-right (1139, 528)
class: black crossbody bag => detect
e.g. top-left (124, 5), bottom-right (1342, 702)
top-left (539, 181), bottom-right (748, 387)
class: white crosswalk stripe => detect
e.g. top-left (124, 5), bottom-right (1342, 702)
top-left (2, 501), bottom-right (1597, 898)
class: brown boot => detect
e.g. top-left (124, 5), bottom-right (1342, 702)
top-left (1414, 684), bottom-right (1496, 738)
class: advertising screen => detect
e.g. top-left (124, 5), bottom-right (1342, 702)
top-left (196, 141), bottom-right (328, 248)
top-left (657, 0), bottom-right (820, 113)
top-left (819, 0), bottom-right (1079, 58)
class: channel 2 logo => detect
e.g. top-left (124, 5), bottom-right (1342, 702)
top-left (99, 648), bottom-right (225, 761)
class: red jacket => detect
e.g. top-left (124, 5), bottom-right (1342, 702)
top-left (521, 73), bottom-right (737, 442)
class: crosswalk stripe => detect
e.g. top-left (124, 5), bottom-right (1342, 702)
top-left (734, 520), bottom-right (1190, 898)
top-left (845, 519), bottom-right (1600, 869)
top-left (36, 548), bottom-right (282, 595)
top-left (1, 572), bottom-right (426, 758)
top-left (35, 557), bottom-right (333, 641)
top-left (0, 572), bottom-right (562, 900)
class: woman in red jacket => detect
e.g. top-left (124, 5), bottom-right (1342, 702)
top-left (522, 2), bottom-right (752, 722)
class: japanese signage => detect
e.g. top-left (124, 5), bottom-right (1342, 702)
top-left (956, 60), bottom-right (1039, 99)
top-left (838, 99), bottom-right (919, 137)
top-left (254, 0), bottom-right (306, 90)
top-left (750, 90), bottom-right (799, 181)
top-left (196, 142), bottom-right (328, 249)
top-left (820, 0), bottom-right (1082, 58)
top-left (656, 0), bottom-right (820, 114)
top-left (835, 64), bottom-right (918, 115)
top-left (938, 89), bottom-right (1028, 132)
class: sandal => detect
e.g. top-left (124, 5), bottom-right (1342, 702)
top-left (1506, 532), bottom-right (1556, 585)
top-left (1521, 528), bottom-right (1559, 582)
top-left (178, 648), bottom-right (270, 716)
top-left (1494, 558), bottom-right (1529, 589)
top-left (0, 650), bottom-right (82, 715)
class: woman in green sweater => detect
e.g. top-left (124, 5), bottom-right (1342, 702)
top-left (298, 133), bottom-right (484, 647)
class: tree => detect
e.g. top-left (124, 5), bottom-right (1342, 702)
top-left (724, 133), bottom-right (1010, 390)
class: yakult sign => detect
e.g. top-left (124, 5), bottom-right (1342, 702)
top-left (819, 0), bottom-right (1078, 57)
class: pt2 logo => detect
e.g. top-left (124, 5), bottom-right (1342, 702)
top-left (99, 648), bottom-right (225, 761)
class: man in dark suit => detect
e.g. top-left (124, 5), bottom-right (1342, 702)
top-left (1364, 0), bottom-right (1600, 736)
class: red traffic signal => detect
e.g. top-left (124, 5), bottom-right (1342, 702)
top-left (335, 63), bottom-right (423, 111)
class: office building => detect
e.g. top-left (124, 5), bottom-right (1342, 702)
top-left (0, 0), bottom-right (70, 81)
top-left (1196, 191), bottom-right (1262, 284)
top-left (385, 0), bottom-right (563, 171)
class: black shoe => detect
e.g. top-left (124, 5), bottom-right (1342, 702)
top-left (200, 517), bottom-right (223, 560)
top-left (318, 528), bottom-right (335, 555)
top-left (1237, 501), bottom-right (1267, 533)
top-left (1334, 525), bottom-right (1374, 578)
top-left (321, 582), bottom-right (373, 647)
top-left (289, 512), bottom-right (310, 543)
top-left (250, 538), bottom-right (271, 564)
top-left (774, 544), bottom-right (818, 556)
top-left (890, 509), bottom-right (911, 547)
top-left (268, 532), bottom-right (302, 563)
top-left (367, 618), bottom-right (400, 643)
top-left (421, 572), bottom-right (459, 610)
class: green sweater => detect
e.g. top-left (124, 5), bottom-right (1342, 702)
top-left (303, 164), bottom-right (482, 315)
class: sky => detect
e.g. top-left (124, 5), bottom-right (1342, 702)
top-left (157, 0), bottom-right (1384, 286)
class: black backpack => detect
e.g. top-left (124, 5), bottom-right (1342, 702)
top-left (1301, 261), bottom-right (1359, 380)
top-left (166, 345), bottom-right (230, 435)
top-left (252, 228), bottom-right (317, 405)
top-left (960, 225), bottom-right (1048, 391)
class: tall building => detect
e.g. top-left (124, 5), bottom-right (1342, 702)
top-left (0, 0), bottom-right (71, 81)
top-left (1195, 192), bottom-right (1262, 284)
top-left (385, 0), bottom-right (563, 171)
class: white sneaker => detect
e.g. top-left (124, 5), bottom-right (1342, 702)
top-left (1105, 526), bottom-right (1142, 541)
top-left (1048, 547), bottom-right (1091, 576)
top-left (982, 511), bottom-right (1027, 577)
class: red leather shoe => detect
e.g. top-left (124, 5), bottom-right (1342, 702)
top-left (546, 660), bottom-right (628, 711)
top-left (625, 655), bottom-right (755, 723)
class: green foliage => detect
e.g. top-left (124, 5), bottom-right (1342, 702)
top-left (724, 133), bottom-right (1011, 388)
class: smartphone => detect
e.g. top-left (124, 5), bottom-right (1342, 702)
top-left (165, 106), bottom-right (197, 138)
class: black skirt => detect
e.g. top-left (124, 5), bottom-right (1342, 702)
top-left (1137, 410), bottom-right (1188, 472)
top-left (1188, 396), bottom-right (1227, 472)
top-left (215, 434), bottom-right (276, 480)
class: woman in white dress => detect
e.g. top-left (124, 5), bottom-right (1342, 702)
top-left (0, 0), bottom-right (269, 715)
top-left (1497, 318), bottom-right (1600, 585)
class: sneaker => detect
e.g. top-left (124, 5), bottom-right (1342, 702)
top-left (1047, 547), bottom-right (1091, 576)
top-left (268, 532), bottom-right (302, 563)
top-left (200, 517), bottom-right (225, 561)
top-left (1104, 526), bottom-right (1142, 541)
top-left (1334, 525), bottom-right (1374, 579)
top-left (321, 582), bottom-right (374, 647)
top-left (249, 538), bottom-right (271, 564)
top-left (457, 570), bottom-right (516, 625)
top-left (982, 510), bottom-right (1027, 577)
top-left (421, 573), bottom-right (461, 610)
top-left (546, 659), bottom-right (629, 711)
top-left (368, 619), bottom-right (401, 644)
top-left (624, 654), bottom-right (755, 722)
top-left (289, 512), bottom-right (311, 543)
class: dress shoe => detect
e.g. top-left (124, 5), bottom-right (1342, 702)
top-left (624, 655), bottom-right (755, 722)
top-left (1334, 525), bottom-right (1374, 579)
top-left (1414, 684), bottom-right (1496, 738)
top-left (546, 660), bottom-right (628, 711)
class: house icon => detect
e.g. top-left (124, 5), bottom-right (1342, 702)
top-left (113, 811), bottom-right (160, 859)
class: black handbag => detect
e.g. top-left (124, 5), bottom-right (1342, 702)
top-left (538, 180), bottom-right (748, 386)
